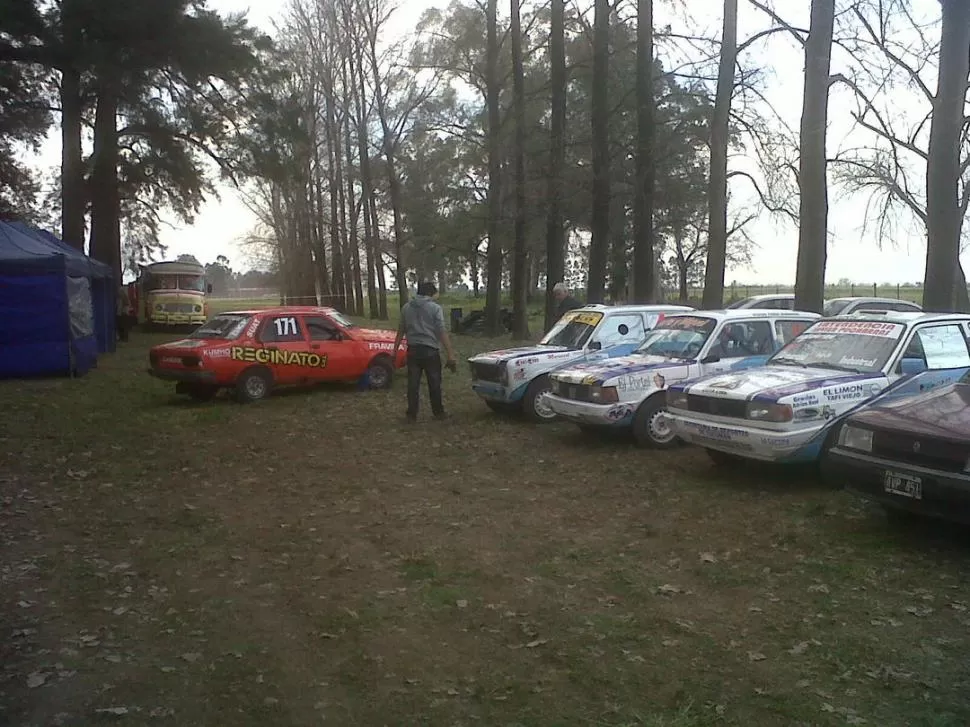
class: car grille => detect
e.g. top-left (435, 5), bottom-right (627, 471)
top-left (687, 394), bottom-right (748, 419)
top-left (553, 381), bottom-right (597, 402)
top-left (872, 430), bottom-right (968, 473)
top-left (471, 362), bottom-right (502, 383)
top-left (162, 303), bottom-right (198, 313)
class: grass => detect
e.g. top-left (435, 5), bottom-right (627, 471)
top-left (2, 321), bottom-right (970, 726)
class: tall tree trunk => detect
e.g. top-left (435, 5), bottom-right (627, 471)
top-left (632, 0), bottom-right (656, 302)
top-left (312, 144), bottom-right (332, 302)
top-left (510, 0), bottom-right (529, 339)
top-left (366, 40), bottom-right (408, 307)
top-left (702, 0), bottom-right (737, 308)
top-left (324, 86), bottom-right (346, 311)
top-left (609, 202), bottom-right (628, 302)
top-left (332, 106), bottom-right (355, 315)
top-left (587, 0), bottom-right (610, 304)
top-left (341, 54), bottom-right (365, 316)
top-left (953, 260), bottom-right (970, 311)
top-left (60, 67), bottom-right (85, 250)
top-left (350, 38), bottom-right (380, 318)
top-left (90, 75), bottom-right (121, 281)
top-left (470, 243), bottom-right (481, 297)
top-left (793, 0), bottom-right (835, 314)
top-left (484, 0), bottom-right (504, 334)
top-left (544, 0), bottom-right (566, 331)
top-left (924, 0), bottom-right (970, 311)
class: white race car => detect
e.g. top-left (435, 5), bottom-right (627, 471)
top-left (544, 310), bottom-right (820, 446)
top-left (468, 304), bottom-right (693, 421)
top-left (665, 312), bottom-right (970, 464)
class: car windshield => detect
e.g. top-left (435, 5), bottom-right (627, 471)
top-left (769, 319), bottom-right (905, 373)
top-left (327, 310), bottom-right (355, 328)
top-left (822, 299), bottom-right (851, 316)
top-left (179, 274), bottom-right (205, 292)
top-left (634, 315), bottom-right (716, 359)
top-left (540, 310), bottom-right (604, 348)
top-left (189, 314), bottom-right (250, 340)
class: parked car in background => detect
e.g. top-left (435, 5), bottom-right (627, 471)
top-left (823, 296), bottom-right (922, 316)
top-left (823, 369), bottom-right (970, 524)
top-left (665, 311), bottom-right (970, 464)
top-left (726, 294), bottom-right (795, 310)
top-left (467, 304), bottom-right (693, 422)
top-left (149, 307), bottom-right (405, 402)
top-left (545, 310), bottom-right (819, 447)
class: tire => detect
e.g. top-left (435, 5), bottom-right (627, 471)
top-left (366, 356), bottom-right (394, 390)
top-left (235, 367), bottom-right (273, 403)
top-left (486, 400), bottom-right (519, 415)
top-left (523, 375), bottom-right (557, 423)
top-left (186, 384), bottom-right (218, 402)
top-left (706, 448), bottom-right (742, 466)
top-left (631, 397), bottom-right (678, 449)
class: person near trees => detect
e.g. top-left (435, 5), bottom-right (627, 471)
top-left (552, 282), bottom-right (582, 322)
top-left (393, 281), bottom-right (457, 422)
top-left (116, 285), bottom-right (133, 342)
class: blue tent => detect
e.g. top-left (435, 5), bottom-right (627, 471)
top-left (6, 222), bottom-right (116, 355)
top-left (0, 221), bottom-right (114, 378)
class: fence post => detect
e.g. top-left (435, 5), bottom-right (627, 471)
top-left (851, 284), bottom-right (855, 296)
top-left (872, 282), bottom-right (877, 297)
top-left (896, 284), bottom-right (900, 300)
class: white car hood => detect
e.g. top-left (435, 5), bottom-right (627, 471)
top-left (682, 365), bottom-right (886, 402)
top-left (551, 354), bottom-right (681, 385)
top-left (469, 345), bottom-right (572, 365)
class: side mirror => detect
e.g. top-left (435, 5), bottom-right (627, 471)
top-left (588, 341), bottom-right (602, 351)
top-left (206, 283), bottom-right (213, 294)
top-left (701, 354), bottom-right (720, 364)
top-left (899, 357), bottom-right (927, 376)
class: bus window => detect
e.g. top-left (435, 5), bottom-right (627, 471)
top-left (179, 274), bottom-right (205, 292)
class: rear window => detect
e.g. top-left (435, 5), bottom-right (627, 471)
top-left (189, 314), bottom-right (250, 340)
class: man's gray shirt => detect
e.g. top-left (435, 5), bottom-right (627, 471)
top-left (401, 295), bottom-right (445, 349)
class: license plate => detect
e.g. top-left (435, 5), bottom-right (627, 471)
top-left (883, 471), bottom-right (922, 499)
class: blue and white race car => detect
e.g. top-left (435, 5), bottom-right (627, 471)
top-left (467, 304), bottom-right (692, 421)
top-left (665, 312), bottom-right (970, 464)
top-left (545, 310), bottom-right (820, 446)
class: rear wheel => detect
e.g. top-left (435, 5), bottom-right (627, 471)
top-left (235, 368), bottom-right (272, 403)
top-left (366, 357), bottom-right (394, 389)
top-left (523, 375), bottom-right (557, 423)
top-left (632, 398), bottom-right (678, 449)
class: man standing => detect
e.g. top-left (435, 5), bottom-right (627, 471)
top-left (552, 282), bottom-right (582, 320)
top-left (117, 285), bottom-right (133, 342)
top-left (393, 281), bottom-right (457, 422)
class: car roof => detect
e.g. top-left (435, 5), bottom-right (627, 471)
top-left (662, 309), bottom-right (819, 322)
top-left (742, 293), bottom-right (795, 300)
top-left (219, 306), bottom-right (339, 317)
top-left (582, 304), bottom-right (695, 313)
top-left (829, 310), bottom-right (970, 325)
top-left (827, 296), bottom-right (921, 306)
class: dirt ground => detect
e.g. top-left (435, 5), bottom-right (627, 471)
top-left (1, 326), bottom-right (969, 726)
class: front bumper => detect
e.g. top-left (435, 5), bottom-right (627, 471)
top-left (148, 367), bottom-right (217, 384)
top-left (149, 312), bottom-right (206, 326)
top-left (471, 380), bottom-right (526, 403)
top-left (545, 394), bottom-right (633, 427)
top-left (667, 411), bottom-right (824, 462)
top-left (824, 447), bottom-right (970, 524)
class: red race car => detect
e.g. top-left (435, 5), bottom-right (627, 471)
top-left (148, 307), bottom-right (406, 402)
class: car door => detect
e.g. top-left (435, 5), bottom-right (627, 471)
top-left (700, 319), bottom-right (775, 375)
top-left (303, 315), bottom-right (361, 380)
top-left (588, 313), bottom-right (647, 355)
top-left (256, 314), bottom-right (310, 384)
top-left (892, 323), bottom-right (970, 381)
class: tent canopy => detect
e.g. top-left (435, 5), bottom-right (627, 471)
top-left (2, 221), bottom-right (112, 279)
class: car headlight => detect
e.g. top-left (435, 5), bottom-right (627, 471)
top-left (590, 385), bottom-right (618, 403)
top-left (499, 361), bottom-right (509, 385)
top-left (838, 424), bottom-right (873, 452)
top-left (667, 390), bottom-right (689, 409)
top-left (194, 305), bottom-right (202, 312)
top-left (747, 402), bottom-right (793, 422)
top-left (155, 303), bottom-right (163, 311)
top-left (550, 378), bottom-right (561, 394)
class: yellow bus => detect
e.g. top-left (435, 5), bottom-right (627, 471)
top-left (136, 259), bottom-right (211, 329)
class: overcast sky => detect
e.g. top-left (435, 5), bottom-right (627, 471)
top-left (25, 0), bottom-right (967, 283)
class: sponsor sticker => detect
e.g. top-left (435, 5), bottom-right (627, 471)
top-left (811, 320), bottom-right (903, 337)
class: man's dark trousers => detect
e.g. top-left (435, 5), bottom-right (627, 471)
top-left (407, 344), bottom-right (444, 419)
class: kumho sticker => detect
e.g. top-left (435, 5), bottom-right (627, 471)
top-left (230, 347), bottom-right (328, 368)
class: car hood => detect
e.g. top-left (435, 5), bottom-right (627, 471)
top-left (469, 345), bottom-right (571, 364)
top-left (850, 382), bottom-right (970, 442)
top-left (680, 365), bottom-right (886, 402)
top-left (550, 354), bottom-right (680, 385)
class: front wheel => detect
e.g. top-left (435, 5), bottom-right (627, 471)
top-left (366, 357), bottom-right (394, 390)
top-left (632, 399), bottom-right (678, 449)
top-left (235, 368), bottom-right (272, 403)
top-left (523, 375), bottom-right (557, 423)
